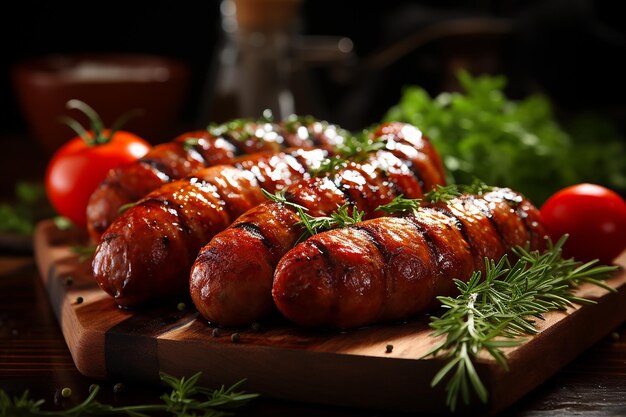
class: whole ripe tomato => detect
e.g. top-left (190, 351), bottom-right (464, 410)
top-left (45, 100), bottom-right (150, 228)
top-left (540, 183), bottom-right (626, 264)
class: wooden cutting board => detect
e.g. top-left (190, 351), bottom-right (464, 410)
top-left (33, 219), bottom-right (626, 415)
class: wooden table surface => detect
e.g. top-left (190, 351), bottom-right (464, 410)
top-left (1, 253), bottom-right (625, 417)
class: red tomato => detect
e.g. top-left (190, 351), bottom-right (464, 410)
top-left (540, 183), bottom-right (626, 264)
top-left (45, 100), bottom-right (150, 228)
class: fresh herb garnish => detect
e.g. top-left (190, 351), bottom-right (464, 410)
top-left (376, 195), bottom-right (421, 215)
top-left (312, 129), bottom-right (385, 176)
top-left (0, 372), bottom-right (258, 416)
top-left (311, 156), bottom-right (348, 176)
top-left (384, 70), bottom-right (626, 203)
top-left (296, 203), bottom-right (364, 242)
top-left (0, 182), bottom-right (55, 234)
top-left (424, 235), bottom-right (618, 411)
top-left (423, 184), bottom-right (462, 204)
top-left (459, 178), bottom-right (494, 195)
top-left (261, 189), bottom-right (306, 211)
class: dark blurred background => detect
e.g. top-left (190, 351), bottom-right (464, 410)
top-left (1, 0), bottom-right (625, 142)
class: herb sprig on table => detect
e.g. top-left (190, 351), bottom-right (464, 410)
top-left (0, 372), bottom-right (257, 417)
top-left (384, 70), bottom-right (626, 204)
top-left (424, 236), bottom-right (617, 411)
top-left (0, 181), bottom-right (55, 235)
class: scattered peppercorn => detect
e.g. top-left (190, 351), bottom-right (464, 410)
top-left (611, 332), bottom-right (620, 341)
top-left (76, 296), bottom-right (84, 304)
top-left (65, 276), bottom-right (74, 286)
top-left (177, 302), bottom-right (186, 311)
top-left (231, 333), bottom-right (241, 343)
top-left (212, 328), bottom-right (221, 337)
top-left (113, 382), bottom-right (125, 393)
top-left (385, 344), bottom-right (393, 353)
top-left (61, 387), bottom-right (72, 398)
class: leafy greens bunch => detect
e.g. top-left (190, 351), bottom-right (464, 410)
top-left (384, 70), bottom-right (626, 204)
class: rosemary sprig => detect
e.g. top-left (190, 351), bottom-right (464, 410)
top-left (296, 203), bottom-right (365, 242)
top-left (261, 189), bottom-right (306, 212)
top-left (0, 372), bottom-right (257, 417)
top-left (313, 128), bottom-right (385, 176)
top-left (424, 235), bottom-right (618, 411)
top-left (376, 194), bottom-right (421, 215)
top-left (459, 178), bottom-right (494, 195)
top-left (423, 184), bottom-right (462, 204)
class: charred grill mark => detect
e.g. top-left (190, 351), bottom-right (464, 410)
top-left (395, 157), bottom-right (425, 190)
top-left (355, 225), bottom-right (392, 263)
top-left (308, 240), bottom-right (334, 267)
top-left (432, 206), bottom-right (478, 258)
top-left (233, 222), bottom-right (273, 249)
top-left (220, 132), bottom-right (248, 155)
top-left (138, 159), bottom-right (172, 181)
top-left (332, 177), bottom-right (357, 207)
top-left (465, 196), bottom-right (508, 250)
top-left (404, 215), bottom-right (441, 264)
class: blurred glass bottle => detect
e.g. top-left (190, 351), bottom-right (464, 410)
top-left (199, 0), bottom-right (302, 124)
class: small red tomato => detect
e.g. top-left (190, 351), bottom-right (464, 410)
top-left (540, 183), bottom-right (626, 264)
top-left (45, 100), bottom-right (150, 228)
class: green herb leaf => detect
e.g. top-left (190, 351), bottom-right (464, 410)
top-left (376, 195), bottom-right (421, 215)
top-left (0, 372), bottom-right (258, 416)
top-left (296, 203), bottom-right (364, 242)
top-left (384, 70), bottom-right (626, 203)
top-left (424, 184), bottom-right (462, 204)
top-left (424, 235), bottom-right (618, 411)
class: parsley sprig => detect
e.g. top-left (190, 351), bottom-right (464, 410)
top-left (0, 372), bottom-right (257, 416)
top-left (424, 235), bottom-right (618, 411)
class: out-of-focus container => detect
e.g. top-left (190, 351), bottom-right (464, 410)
top-left (12, 53), bottom-right (190, 154)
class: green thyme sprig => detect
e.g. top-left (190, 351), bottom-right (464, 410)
top-left (424, 235), bottom-right (618, 411)
top-left (261, 189), bottom-right (307, 212)
top-left (376, 195), bottom-right (422, 215)
top-left (423, 184), bottom-right (462, 204)
top-left (0, 372), bottom-right (257, 417)
top-left (459, 178), bottom-right (495, 195)
top-left (311, 156), bottom-right (348, 177)
top-left (208, 111), bottom-right (274, 142)
top-left (296, 203), bottom-right (365, 242)
top-left (313, 128), bottom-right (386, 176)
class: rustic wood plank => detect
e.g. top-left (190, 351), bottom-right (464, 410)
top-left (33, 219), bottom-right (626, 415)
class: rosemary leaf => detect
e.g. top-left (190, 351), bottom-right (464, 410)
top-left (424, 235), bottom-right (618, 411)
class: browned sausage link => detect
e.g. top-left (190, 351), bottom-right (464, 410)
top-left (374, 122), bottom-right (447, 191)
top-left (278, 116), bottom-right (349, 149)
top-left (92, 148), bottom-right (328, 308)
top-left (189, 151), bottom-right (429, 326)
top-left (272, 188), bottom-right (548, 329)
top-left (85, 117), bottom-right (339, 243)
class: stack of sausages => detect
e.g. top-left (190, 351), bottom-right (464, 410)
top-left (90, 116), bottom-right (546, 330)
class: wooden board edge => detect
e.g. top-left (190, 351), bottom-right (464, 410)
top-left (486, 276), bottom-right (626, 414)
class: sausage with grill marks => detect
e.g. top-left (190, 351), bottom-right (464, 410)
top-left (272, 188), bottom-right (547, 330)
top-left (189, 125), bottom-right (446, 326)
top-left (92, 147), bottom-right (329, 307)
top-left (86, 118), bottom-right (346, 242)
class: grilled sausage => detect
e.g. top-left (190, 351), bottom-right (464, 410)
top-left (190, 124), bottom-right (446, 326)
top-left (86, 118), bottom-right (346, 242)
top-left (92, 147), bottom-right (329, 307)
top-left (272, 188), bottom-right (547, 329)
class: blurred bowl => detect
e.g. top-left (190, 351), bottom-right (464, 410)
top-left (12, 53), bottom-right (190, 153)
